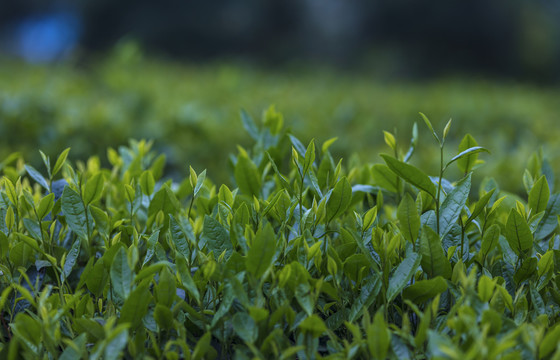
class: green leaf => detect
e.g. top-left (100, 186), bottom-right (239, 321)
top-left (169, 215), bottom-right (191, 260)
top-left (442, 118), bottom-right (452, 140)
top-left (299, 314), bottom-right (327, 338)
top-left (326, 177), bottom-right (352, 222)
top-left (233, 312), bottom-right (258, 344)
top-left (513, 257), bottom-right (537, 285)
top-left (52, 148), bottom-right (71, 177)
top-left (25, 164), bottom-right (49, 190)
top-left (456, 134), bottom-right (478, 173)
top-left (193, 169), bottom-right (206, 197)
top-left (156, 267), bottom-right (176, 308)
top-left (403, 276), bottom-right (448, 303)
top-left (383, 131), bottom-right (396, 150)
top-left (348, 275), bottom-right (382, 322)
top-left (467, 188), bottom-right (495, 224)
top-left (371, 164), bottom-right (398, 193)
top-left (36, 193), bottom-right (55, 220)
top-left (110, 247), bottom-right (133, 300)
top-left (362, 206), bottom-right (378, 233)
top-left (59, 334), bottom-right (86, 360)
top-left (234, 148), bottom-right (261, 197)
top-left (419, 226), bottom-right (452, 279)
top-left (241, 109), bottom-right (259, 141)
top-left (439, 173), bottom-right (471, 236)
top-left (176, 254), bottom-right (200, 304)
top-left (367, 311), bottom-right (390, 360)
top-left (387, 252), bottom-right (421, 303)
top-left (478, 224), bottom-right (500, 263)
top-left (62, 239), bottom-right (81, 282)
top-left (90, 205), bottom-right (110, 239)
top-left (265, 151), bottom-right (291, 193)
top-left (302, 139), bottom-right (315, 176)
top-left (419, 112), bottom-right (440, 144)
top-left (148, 184), bottom-right (180, 218)
top-left (529, 175), bottom-right (550, 215)
top-left (83, 173), bottom-right (105, 205)
top-left (477, 275), bottom-right (496, 302)
top-left (538, 250), bottom-right (554, 278)
top-left (540, 324), bottom-right (560, 359)
top-left (536, 194), bottom-right (560, 240)
top-left (446, 146), bottom-right (489, 171)
top-left (246, 223), bottom-right (276, 279)
top-left (397, 193), bottom-right (420, 244)
top-left (202, 215), bottom-right (232, 258)
top-left (86, 260), bottom-right (108, 297)
top-left (505, 209), bottom-right (533, 256)
top-left (61, 186), bottom-right (91, 240)
top-left (381, 155), bottom-right (436, 199)
top-left (119, 280), bottom-right (152, 329)
top-left (139, 170), bottom-right (155, 196)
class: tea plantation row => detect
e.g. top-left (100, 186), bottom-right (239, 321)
top-left (2, 46), bottom-right (560, 193)
top-left (1, 111), bottom-right (560, 359)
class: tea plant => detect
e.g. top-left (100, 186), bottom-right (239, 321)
top-left (1, 109), bottom-right (560, 359)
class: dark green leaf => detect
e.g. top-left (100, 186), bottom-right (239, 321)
top-left (202, 215), bottom-right (232, 258)
top-left (61, 186), bottom-right (91, 240)
top-left (403, 276), bottom-right (448, 303)
top-left (326, 177), bottom-right (352, 222)
top-left (83, 173), bottom-right (104, 205)
top-left (439, 173), bottom-right (471, 236)
top-left (419, 226), bottom-right (452, 279)
top-left (110, 247), bottom-right (133, 300)
top-left (381, 155), bottom-right (436, 199)
top-left (246, 223), bottom-right (276, 279)
top-left (505, 209), bottom-right (533, 256)
top-left (25, 164), bottom-right (49, 190)
top-left (398, 193), bottom-right (420, 244)
top-left (529, 175), bottom-right (550, 215)
top-left (387, 252), bottom-right (421, 303)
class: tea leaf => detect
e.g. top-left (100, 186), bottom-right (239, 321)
top-left (241, 109), bottom-right (259, 141)
top-left (403, 276), bottom-right (448, 303)
top-left (457, 134), bottom-right (478, 174)
top-left (25, 164), bottom-right (49, 190)
top-left (505, 209), bottom-right (533, 256)
top-left (447, 146), bottom-right (489, 171)
top-left (52, 148), bottom-right (71, 177)
top-left (111, 247), bottom-right (133, 300)
top-left (528, 175), bottom-right (550, 215)
top-left (397, 193), bottom-right (420, 244)
top-left (83, 173), bottom-right (105, 205)
top-left (439, 173), bottom-right (471, 236)
top-left (419, 226), bottom-right (452, 279)
top-left (381, 155), bottom-right (436, 199)
top-left (326, 177), bottom-right (352, 222)
top-left (348, 275), bottom-right (382, 322)
top-left (234, 149), bottom-right (261, 197)
top-left (371, 164), bottom-right (398, 193)
top-left (119, 280), bottom-right (152, 329)
top-left (61, 186), bottom-right (91, 241)
top-left (246, 223), bottom-right (276, 279)
top-left (387, 252), bottom-right (421, 303)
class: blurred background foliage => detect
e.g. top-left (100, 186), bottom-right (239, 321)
top-left (1, 0), bottom-right (560, 194)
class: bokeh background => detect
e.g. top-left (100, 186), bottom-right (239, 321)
top-left (1, 1), bottom-right (560, 193)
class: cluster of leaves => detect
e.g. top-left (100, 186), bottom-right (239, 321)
top-left (2, 109), bottom-right (560, 359)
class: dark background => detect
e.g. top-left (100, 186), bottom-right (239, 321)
top-left (2, 0), bottom-right (560, 83)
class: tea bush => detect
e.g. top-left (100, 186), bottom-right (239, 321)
top-left (1, 111), bottom-right (560, 359)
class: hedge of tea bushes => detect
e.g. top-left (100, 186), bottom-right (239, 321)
top-left (2, 47), bottom-right (560, 192)
top-left (1, 111), bottom-right (560, 359)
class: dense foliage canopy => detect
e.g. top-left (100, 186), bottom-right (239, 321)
top-left (1, 110), bottom-right (560, 359)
